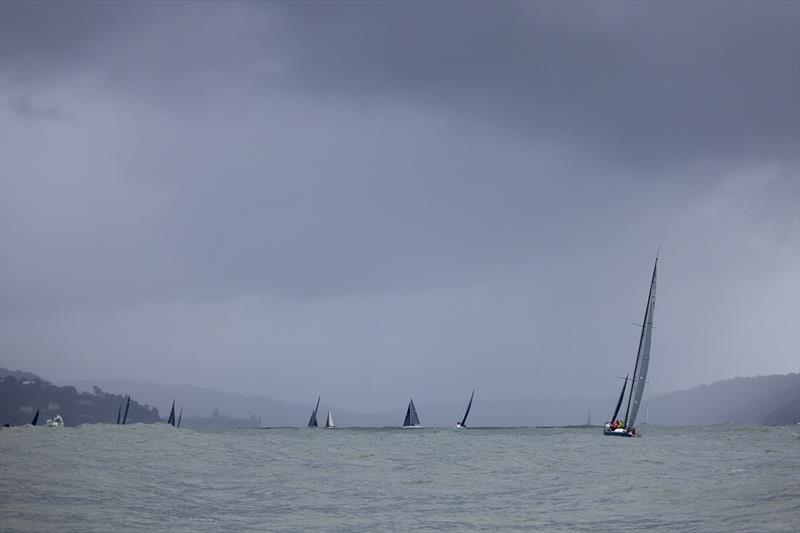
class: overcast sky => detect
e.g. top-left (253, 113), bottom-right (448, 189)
top-left (1, 0), bottom-right (797, 412)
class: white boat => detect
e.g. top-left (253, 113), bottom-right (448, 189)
top-left (603, 254), bottom-right (658, 438)
top-left (325, 411), bottom-right (335, 429)
top-left (455, 390), bottom-right (475, 429)
top-left (402, 398), bottom-right (422, 428)
top-left (46, 415), bottom-right (64, 427)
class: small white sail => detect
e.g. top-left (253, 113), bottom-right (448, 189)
top-left (325, 411), bottom-right (335, 429)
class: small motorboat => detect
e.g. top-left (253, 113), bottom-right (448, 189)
top-left (46, 415), bottom-right (64, 427)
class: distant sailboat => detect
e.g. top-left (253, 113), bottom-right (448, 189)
top-left (402, 398), bottom-right (422, 428)
top-left (116, 403), bottom-right (122, 425)
top-left (325, 411), bottom-right (335, 429)
top-left (167, 400), bottom-right (176, 427)
top-left (455, 390), bottom-right (475, 429)
top-left (30, 408), bottom-right (39, 426)
top-left (604, 255), bottom-right (658, 438)
top-left (586, 409), bottom-right (592, 427)
top-left (308, 396), bottom-right (320, 428)
top-left (177, 407), bottom-right (183, 429)
top-left (121, 395), bottom-right (131, 425)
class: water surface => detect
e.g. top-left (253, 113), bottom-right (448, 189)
top-left (1, 424), bottom-right (798, 531)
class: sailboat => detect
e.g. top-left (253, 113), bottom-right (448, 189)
top-left (121, 395), bottom-right (131, 425)
top-left (116, 403), bottom-right (122, 425)
top-left (325, 411), bottom-right (335, 429)
top-left (402, 398), bottom-right (422, 428)
top-left (604, 255), bottom-right (658, 437)
top-left (167, 400), bottom-right (176, 427)
top-left (30, 408), bottom-right (39, 426)
top-left (308, 396), bottom-right (320, 428)
top-left (455, 390), bottom-right (475, 429)
top-left (586, 409), bottom-right (592, 427)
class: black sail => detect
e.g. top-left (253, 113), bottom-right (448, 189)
top-left (459, 390), bottom-right (475, 427)
top-left (611, 375), bottom-right (628, 424)
top-left (308, 396), bottom-right (320, 428)
top-left (177, 407), bottom-right (183, 429)
top-left (31, 408), bottom-right (39, 426)
top-left (116, 404), bottom-right (122, 425)
top-left (167, 400), bottom-right (176, 427)
top-left (404, 398), bottom-right (420, 426)
top-left (122, 396), bottom-right (131, 425)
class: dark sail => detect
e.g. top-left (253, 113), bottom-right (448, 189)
top-left (611, 375), bottom-right (628, 423)
top-left (167, 400), bottom-right (176, 427)
top-left (308, 396), bottom-right (320, 427)
top-left (177, 407), bottom-right (182, 429)
top-left (116, 404), bottom-right (122, 425)
top-left (31, 408), bottom-right (39, 426)
top-left (459, 390), bottom-right (475, 427)
top-left (404, 398), bottom-right (420, 426)
top-left (624, 256), bottom-right (658, 429)
top-left (122, 396), bottom-right (131, 425)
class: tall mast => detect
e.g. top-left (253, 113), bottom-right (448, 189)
top-left (624, 256), bottom-right (658, 427)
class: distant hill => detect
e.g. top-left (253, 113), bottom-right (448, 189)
top-left (0, 371), bottom-right (161, 427)
top-left (0, 368), bottom-right (47, 383)
top-left (6, 369), bottom-right (797, 427)
top-left (69, 378), bottom-right (375, 427)
top-left (647, 374), bottom-right (799, 426)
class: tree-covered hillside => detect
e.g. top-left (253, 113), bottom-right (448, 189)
top-left (0, 371), bottom-right (161, 426)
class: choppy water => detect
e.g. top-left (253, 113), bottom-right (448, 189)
top-left (1, 424), bottom-right (798, 532)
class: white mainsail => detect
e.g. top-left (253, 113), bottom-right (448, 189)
top-left (325, 411), bottom-right (335, 429)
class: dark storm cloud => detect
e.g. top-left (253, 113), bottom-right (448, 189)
top-left (0, 1), bottom-right (797, 407)
top-left (271, 0), bottom-right (799, 169)
top-left (4, 1), bottom-right (796, 168)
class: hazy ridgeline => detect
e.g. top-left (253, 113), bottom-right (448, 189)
top-left (2, 368), bottom-right (794, 428)
top-left (0, 369), bottom-right (160, 427)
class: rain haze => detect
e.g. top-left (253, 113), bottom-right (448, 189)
top-left (1, 1), bottom-right (798, 415)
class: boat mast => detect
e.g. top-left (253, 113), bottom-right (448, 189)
top-left (624, 256), bottom-right (658, 428)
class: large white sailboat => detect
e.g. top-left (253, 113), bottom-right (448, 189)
top-left (604, 254), bottom-right (658, 438)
